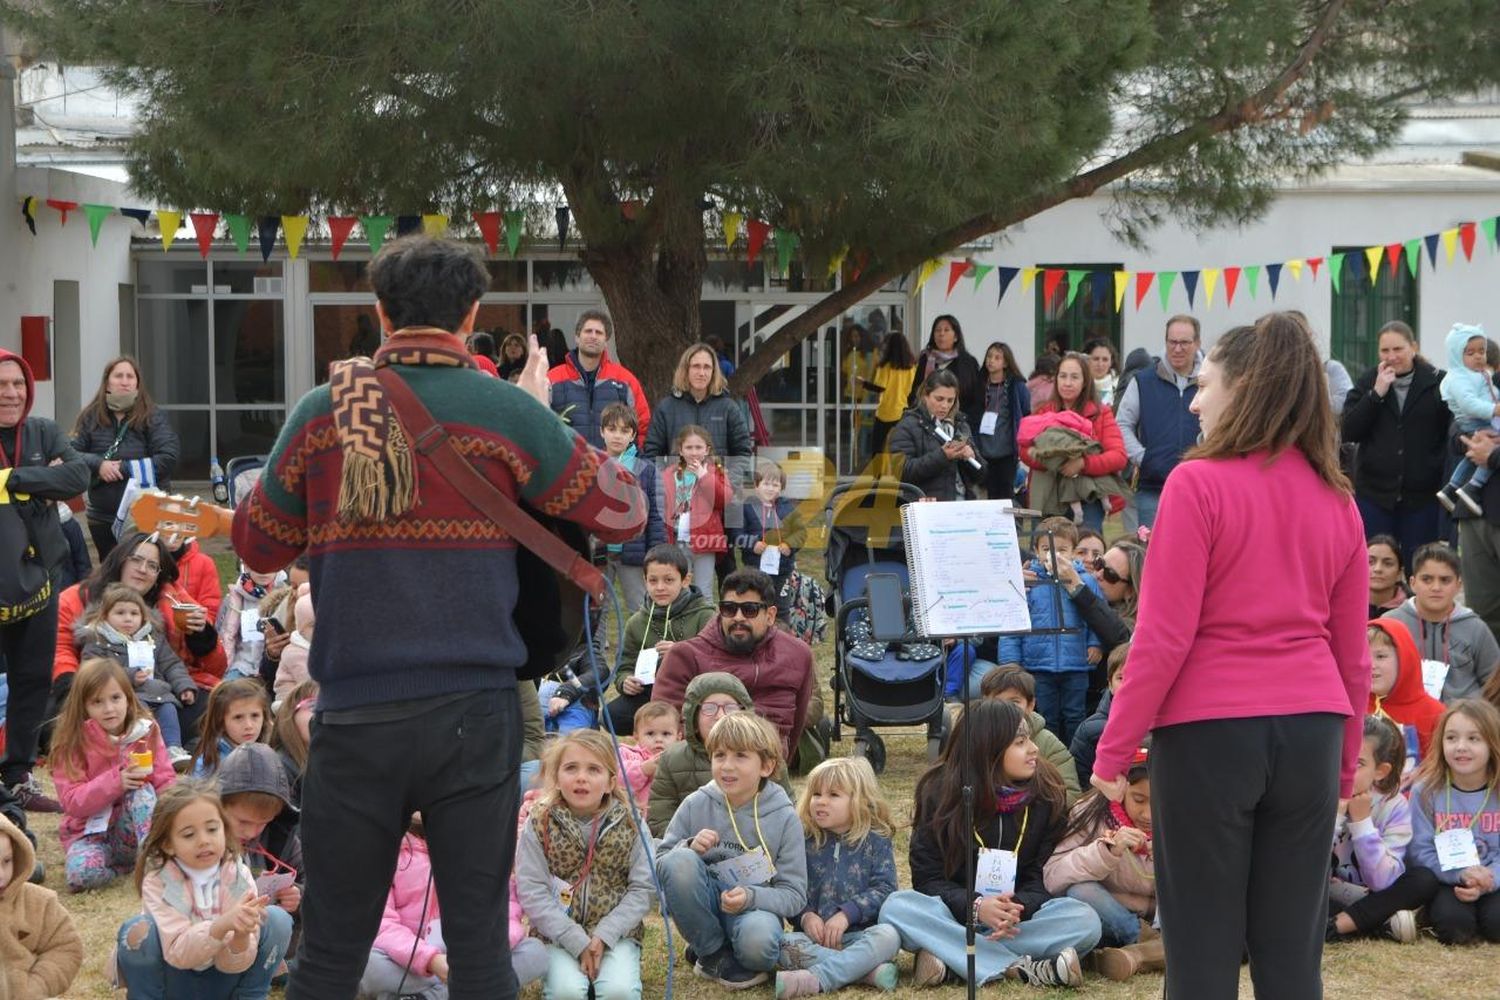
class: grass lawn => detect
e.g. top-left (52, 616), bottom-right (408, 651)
top-left (36, 540), bottom-right (1491, 996)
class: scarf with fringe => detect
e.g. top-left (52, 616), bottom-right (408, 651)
top-left (329, 327), bottom-right (477, 522)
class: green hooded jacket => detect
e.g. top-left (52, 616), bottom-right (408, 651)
top-left (615, 585), bottom-right (717, 695)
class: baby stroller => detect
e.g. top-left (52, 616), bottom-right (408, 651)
top-left (225, 454), bottom-right (267, 508)
top-left (823, 479), bottom-right (948, 774)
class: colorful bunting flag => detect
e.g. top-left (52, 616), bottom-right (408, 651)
top-left (915, 259), bottom-right (942, 292)
top-left (827, 245), bottom-right (850, 280)
top-left (1307, 256), bottom-right (1324, 279)
top-left (1181, 270), bottom-right (1199, 307)
top-left (1286, 259), bottom-right (1304, 282)
top-left (119, 207), bottom-right (152, 226)
top-left (1483, 217), bottom-right (1498, 252)
top-left (1042, 269), bottom-right (1064, 306)
top-left (189, 212), bottom-right (219, 258)
top-left (945, 260), bottom-right (972, 297)
top-left (1383, 243), bottom-right (1402, 281)
top-left (745, 220), bottom-right (769, 267)
top-left (282, 215), bottom-right (310, 259)
top-left (1404, 238), bottom-right (1421, 278)
top-left (1202, 268), bottom-right (1220, 308)
top-left (555, 207), bottom-right (570, 250)
top-left (156, 210), bottom-right (181, 252)
top-left (226, 214), bottom-right (253, 255)
top-left (1328, 253), bottom-right (1345, 293)
top-left (1134, 272), bottom-right (1154, 310)
top-left (1157, 271), bottom-right (1177, 311)
top-left (851, 250), bottom-right (869, 282)
top-left (723, 211), bottom-right (742, 249)
top-left (20, 196), bottom-right (37, 235)
top-left (473, 211), bottom-right (501, 255)
top-left (504, 209), bottom-right (524, 257)
top-left (83, 203), bottom-right (112, 246)
top-left (1021, 267), bottom-right (1040, 293)
top-left (1113, 271), bottom-right (1128, 312)
top-left (1265, 263), bottom-right (1282, 298)
top-left (620, 200), bottom-right (643, 221)
top-left (1222, 266), bottom-right (1240, 306)
top-left (328, 216), bottom-right (358, 260)
top-left (1243, 264), bottom-right (1260, 298)
top-left (45, 199), bottom-right (78, 226)
top-left (256, 216), bottom-right (279, 261)
top-left (996, 266), bottom-right (1019, 304)
top-left (1424, 233), bottom-right (1440, 268)
top-left (1364, 246), bottom-right (1382, 284)
top-left (971, 263), bottom-right (995, 289)
top-left (1064, 269), bottom-right (1087, 307)
top-left (773, 229), bottom-right (799, 276)
top-left (420, 214), bottom-right (448, 238)
top-left (1459, 222), bottom-right (1476, 261)
top-left (1442, 228), bottom-right (1459, 263)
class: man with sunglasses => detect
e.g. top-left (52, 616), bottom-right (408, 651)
top-left (651, 567), bottom-right (815, 762)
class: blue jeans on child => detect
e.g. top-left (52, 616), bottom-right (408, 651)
top-left (778, 925), bottom-right (900, 991)
top-left (1448, 416), bottom-right (1498, 490)
top-left (360, 938), bottom-right (548, 999)
top-left (1032, 670), bottom-right (1090, 744)
top-left (537, 680), bottom-right (596, 734)
top-left (1065, 881), bottom-right (1142, 947)
top-left (656, 849), bottom-right (782, 971)
top-left (150, 702), bottom-right (183, 748)
top-left (543, 939), bottom-right (641, 1000)
top-left (116, 904), bottom-right (293, 1000)
top-left (879, 890), bottom-right (1100, 985)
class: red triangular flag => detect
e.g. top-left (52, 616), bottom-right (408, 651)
top-left (620, 199), bottom-right (643, 222)
top-left (945, 261), bottom-right (972, 297)
top-left (472, 211), bottom-right (501, 255)
top-left (1042, 268), bottom-right (1064, 306)
top-left (850, 250), bottom-right (869, 283)
top-left (326, 216), bottom-right (357, 260)
top-left (189, 212), bottom-right (219, 258)
top-left (1223, 266), bottom-right (1240, 306)
top-left (1307, 256), bottom-right (1324, 279)
top-left (746, 220), bottom-right (770, 267)
top-left (1134, 272), bottom-right (1155, 310)
top-left (1384, 242), bottom-right (1403, 280)
top-left (1460, 222), bottom-right (1477, 261)
top-left (45, 198), bottom-right (79, 226)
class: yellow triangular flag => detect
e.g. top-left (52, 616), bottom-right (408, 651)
top-left (915, 259), bottom-right (942, 292)
top-left (421, 213), bottom-right (449, 237)
top-left (1364, 246), bottom-right (1382, 284)
top-left (1285, 258), bottom-right (1304, 281)
top-left (1203, 268), bottom-right (1219, 308)
top-left (281, 215), bottom-right (310, 259)
top-left (1442, 228), bottom-right (1459, 263)
top-left (826, 244), bottom-right (849, 279)
top-left (1021, 266), bottom-right (1040, 293)
top-left (1113, 271), bottom-right (1129, 312)
top-left (156, 210), bottom-right (181, 252)
top-left (723, 211), bottom-right (743, 248)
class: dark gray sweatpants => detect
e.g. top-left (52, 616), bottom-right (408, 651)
top-left (1151, 713), bottom-right (1343, 1000)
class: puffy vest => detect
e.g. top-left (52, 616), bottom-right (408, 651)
top-left (1135, 369), bottom-right (1200, 490)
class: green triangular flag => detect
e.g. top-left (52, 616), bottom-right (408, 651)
top-left (360, 215), bottom-right (393, 255)
top-left (1482, 217), bottom-right (1498, 252)
top-left (224, 214), bottom-right (252, 255)
top-left (1156, 271), bottom-right (1177, 311)
top-left (1404, 239), bottom-right (1422, 278)
top-left (773, 229), bottom-right (799, 276)
top-left (1329, 253), bottom-right (1345, 293)
top-left (504, 209), bottom-right (524, 257)
top-left (971, 263), bottom-right (995, 289)
top-left (82, 203), bottom-right (113, 246)
top-left (1063, 270), bottom-right (1086, 307)
top-left (1243, 264), bottom-right (1260, 298)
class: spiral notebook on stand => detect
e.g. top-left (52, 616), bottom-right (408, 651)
top-left (900, 499), bottom-right (1032, 637)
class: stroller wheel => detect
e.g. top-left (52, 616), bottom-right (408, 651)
top-left (854, 731), bottom-right (887, 774)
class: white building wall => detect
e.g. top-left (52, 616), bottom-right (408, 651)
top-left (922, 169), bottom-right (1500, 378)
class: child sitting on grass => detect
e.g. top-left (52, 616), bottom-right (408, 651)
top-left (981, 665), bottom-right (1083, 807)
top-left (617, 700), bottom-right (681, 814)
top-left (0, 814), bottom-right (82, 997)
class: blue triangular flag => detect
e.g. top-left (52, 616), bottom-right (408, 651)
top-left (1266, 262), bottom-right (1283, 299)
top-left (395, 214), bottom-right (421, 237)
top-left (995, 266), bottom-right (1020, 305)
top-left (257, 216), bottom-right (279, 261)
top-left (556, 206), bottom-right (570, 250)
top-left (1423, 233), bottom-right (1440, 268)
top-left (1181, 270), bottom-right (1199, 307)
top-left (120, 207), bottom-right (153, 225)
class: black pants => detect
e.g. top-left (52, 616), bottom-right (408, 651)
top-left (287, 688), bottom-right (521, 1000)
top-left (1, 597), bottom-right (59, 787)
top-left (870, 418), bottom-right (898, 458)
top-left (1335, 867), bottom-right (1440, 934)
top-left (981, 454), bottom-right (1018, 500)
top-left (1428, 879), bottom-right (1500, 944)
top-left (605, 687), bottom-right (652, 734)
top-left (88, 520), bottom-right (118, 562)
top-left (1152, 713), bottom-right (1342, 1000)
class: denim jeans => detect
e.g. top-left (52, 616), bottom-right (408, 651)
top-left (287, 689), bottom-right (522, 1000)
top-left (116, 905), bottom-right (293, 1000)
top-left (1134, 489), bottom-right (1161, 530)
top-left (543, 939), bottom-right (641, 1000)
top-left (361, 938), bottom-right (549, 999)
top-left (151, 701), bottom-right (183, 748)
top-left (965, 658), bottom-right (998, 700)
top-left (1032, 670), bottom-right (1089, 744)
top-left (1065, 882), bottom-right (1141, 947)
top-left (878, 891), bottom-right (1100, 985)
top-left (778, 924), bottom-right (900, 991)
top-left (656, 848), bottom-right (783, 971)
top-left (1355, 495), bottom-right (1443, 573)
top-left (538, 681), bottom-right (597, 733)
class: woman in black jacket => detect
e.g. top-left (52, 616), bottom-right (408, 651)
top-left (887, 370), bottom-right (985, 501)
top-left (1340, 321), bottom-right (1451, 567)
top-left (70, 356), bottom-right (180, 560)
top-left (907, 314), bottom-right (984, 431)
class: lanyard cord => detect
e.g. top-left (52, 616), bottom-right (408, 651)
top-left (760, 502), bottom-right (780, 541)
top-left (644, 603), bottom-right (672, 643)
top-left (726, 794), bottom-right (769, 854)
top-left (1420, 613), bottom-right (1452, 669)
top-left (973, 805), bottom-right (1029, 853)
top-left (1444, 782), bottom-right (1495, 833)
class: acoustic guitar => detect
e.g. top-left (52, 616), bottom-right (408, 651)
top-left (130, 491), bottom-right (234, 541)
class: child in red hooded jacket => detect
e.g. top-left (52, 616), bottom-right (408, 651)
top-left (1367, 619), bottom-right (1444, 769)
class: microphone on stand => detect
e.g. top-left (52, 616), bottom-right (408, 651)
top-left (933, 420), bottom-right (983, 470)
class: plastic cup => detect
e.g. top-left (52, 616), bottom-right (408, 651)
top-left (171, 603), bottom-right (198, 631)
top-left (129, 749), bottom-right (153, 770)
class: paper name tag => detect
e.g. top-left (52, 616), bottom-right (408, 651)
top-left (126, 641), bottom-right (154, 674)
top-left (975, 847), bottom-right (1018, 897)
top-left (1434, 828), bottom-right (1481, 871)
top-left (84, 807), bottom-right (112, 835)
top-left (255, 871), bottom-right (296, 897)
top-left (677, 512), bottom-right (692, 543)
top-left (552, 875), bottom-right (574, 908)
top-left (634, 648), bottom-right (660, 686)
top-left (759, 546), bottom-right (782, 575)
top-left (980, 411), bottom-right (999, 436)
top-left (240, 608), bottom-right (262, 641)
top-left (1420, 659), bottom-right (1450, 700)
top-left (709, 846), bottom-right (776, 887)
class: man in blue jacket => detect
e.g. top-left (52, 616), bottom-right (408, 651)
top-left (1114, 315), bottom-right (1202, 529)
top-left (547, 310), bottom-right (651, 450)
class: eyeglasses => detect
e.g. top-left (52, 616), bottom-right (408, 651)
top-left (126, 554), bottom-right (161, 574)
top-left (1092, 557), bottom-right (1130, 586)
top-left (719, 600), bottom-right (768, 619)
top-left (699, 703), bottom-right (743, 719)
top-left (1166, 339), bottom-right (1197, 350)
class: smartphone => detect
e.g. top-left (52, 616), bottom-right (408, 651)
top-left (257, 616), bottom-right (285, 635)
top-left (864, 572), bottom-right (908, 643)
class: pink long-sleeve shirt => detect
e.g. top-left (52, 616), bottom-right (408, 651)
top-left (1094, 450), bottom-right (1370, 796)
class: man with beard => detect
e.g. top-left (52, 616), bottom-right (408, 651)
top-left (547, 310), bottom-right (651, 449)
top-left (650, 568), bottom-right (814, 761)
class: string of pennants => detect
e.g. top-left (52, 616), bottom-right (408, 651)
top-left (914, 213), bottom-right (1500, 310)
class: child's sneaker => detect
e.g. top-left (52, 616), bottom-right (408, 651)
top-left (1456, 484), bottom-right (1484, 516)
top-left (1006, 948), bottom-right (1084, 988)
top-left (694, 947), bottom-right (767, 990)
top-left (775, 970), bottom-right (821, 998)
top-left (168, 746), bottom-right (193, 769)
top-left (1385, 909), bottom-right (1418, 943)
top-left (912, 949), bottom-right (948, 988)
top-left (1436, 485), bottom-right (1458, 513)
top-left (861, 961), bottom-right (899, 991)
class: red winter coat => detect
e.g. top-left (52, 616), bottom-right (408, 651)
top-left (1023, 400), bottom-right (1128, 478)
top-left (171, 540), bottom-right (224, 622)
top-left (1367, 617), bottom-right (1445, 761)
top-left (661, 463), bottom-right (731, 555)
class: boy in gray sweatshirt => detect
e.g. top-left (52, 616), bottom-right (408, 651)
top-left (656, 712), bottom-right (808, 990)
top-left (1382, 544), bottom-right (1499, 702)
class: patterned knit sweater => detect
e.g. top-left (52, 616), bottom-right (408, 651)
top-left (232, 332), bottom-right (646, 710)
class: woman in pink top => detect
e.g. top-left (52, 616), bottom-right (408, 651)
top-left (1091, 315), bottom-right (1370, 1000)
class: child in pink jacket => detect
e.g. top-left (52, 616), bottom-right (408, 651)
top-left (360, 815), bottom-right (546, 1000)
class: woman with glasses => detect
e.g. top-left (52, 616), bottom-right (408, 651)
top-left (48, 531), bottom-right (227, 749)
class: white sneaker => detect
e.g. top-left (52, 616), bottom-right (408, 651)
top-left (1386, 909), bottom-right (1418, 943)
top-left (168, 746), bottom-right (193, 769)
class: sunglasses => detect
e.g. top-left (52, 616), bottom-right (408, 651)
top-left (718, 600), bottom-right (768, 619)
top-left (1092, 557), bottom-right (1130, 586)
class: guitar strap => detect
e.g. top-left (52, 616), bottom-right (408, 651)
top-left (373, 368), bottom-right (608, 602)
